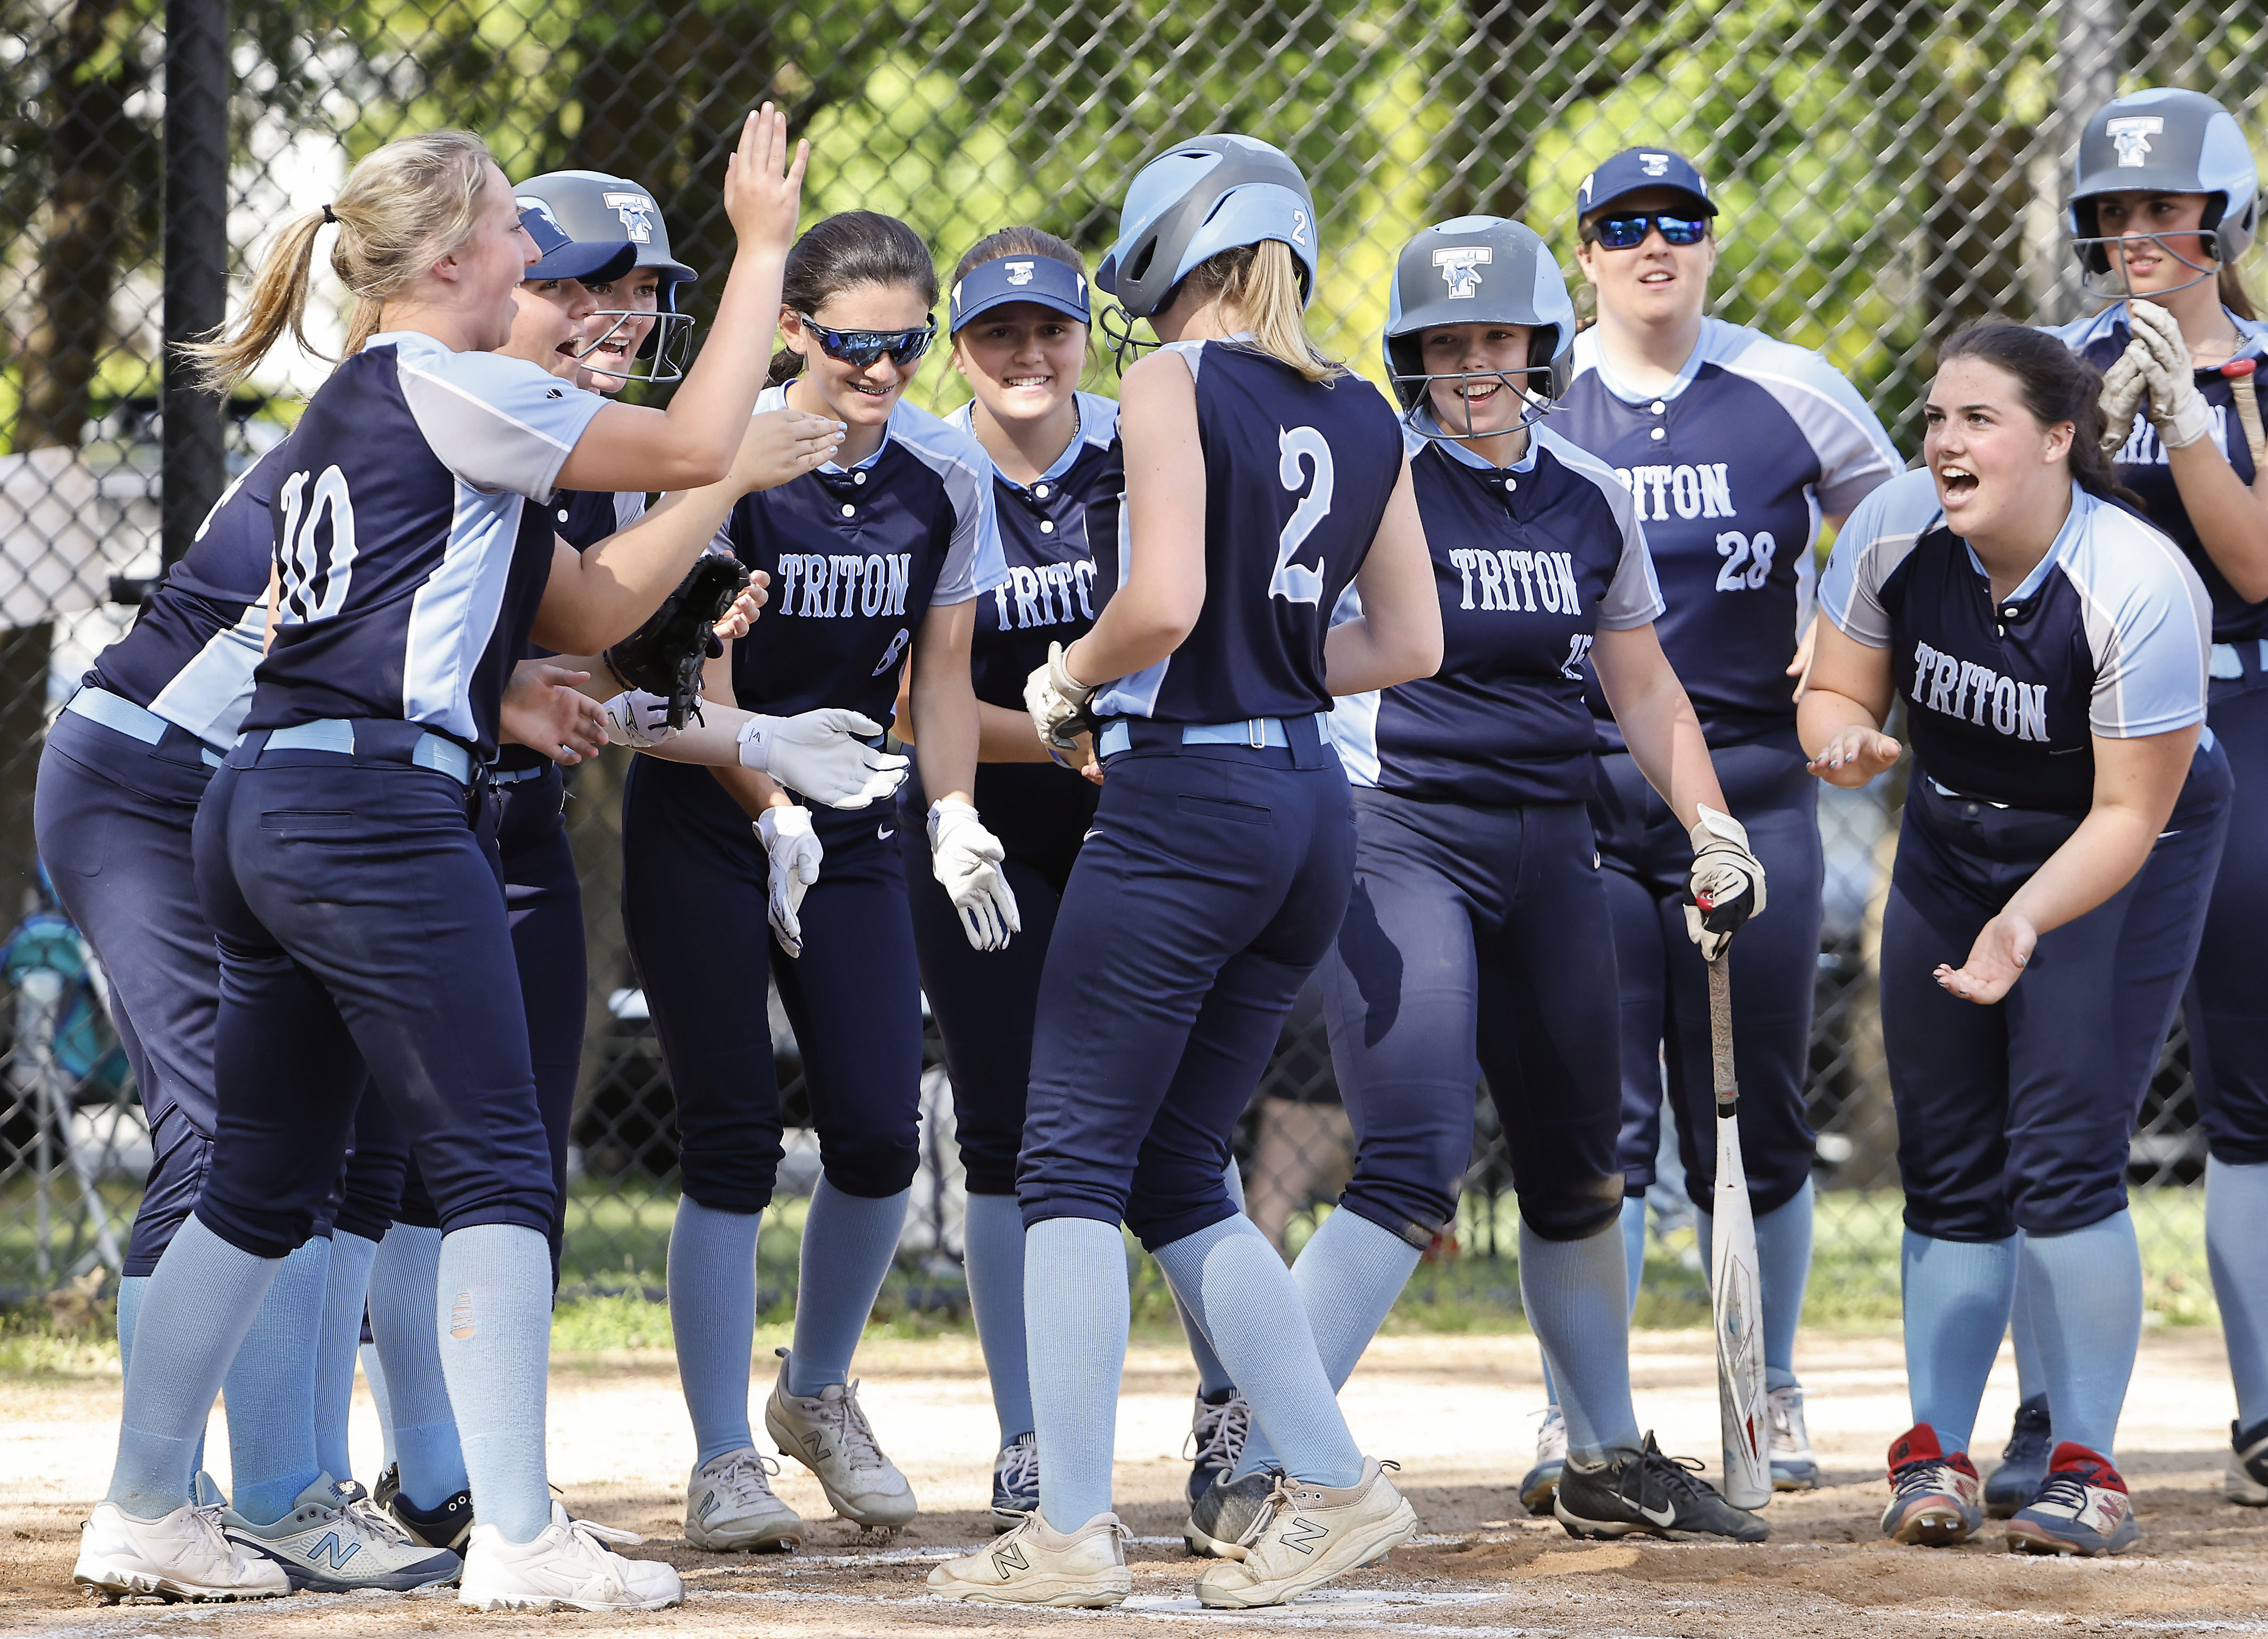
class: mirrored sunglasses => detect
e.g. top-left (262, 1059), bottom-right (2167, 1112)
top-left (1589, 213), bottom-right (1711, 250)
top-left (798, 314), bottom-right (936, 369)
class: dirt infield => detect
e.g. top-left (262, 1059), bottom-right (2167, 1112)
top-left (6, 1327), bottom-right (2267, 1637)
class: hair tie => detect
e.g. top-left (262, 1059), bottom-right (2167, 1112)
top-left (321, 203), bottom-right (337, 225)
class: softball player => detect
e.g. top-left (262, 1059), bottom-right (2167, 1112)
top-left (1540, 146), bottom-right (1902, 1501)
top-left (621, 208), bottom-right (1014, 1551)
top-left (75, 111), bottom-right (808, 1609)
top-left (1803, 323), bottom-right (2227, 1556)
top-left (1203, 215), bottom-right (1768, 1551)
top-left (2030, 88), bottom-right (2268, 1514)
top-left (927, 133), bottom-right (1442, 1610)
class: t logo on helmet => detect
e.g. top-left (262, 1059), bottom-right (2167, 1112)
top-left (602, 191), bottom-right (656, 244)
top-left (1432, 245), bottom-right (1491, 299)
top-left (2106, 117), bottom-right (2164, 168)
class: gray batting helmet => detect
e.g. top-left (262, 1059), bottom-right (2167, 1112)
top-left (2069, 88), bottom-right (2260, 294)
top-left (1383, 216), bottom-right (1576, 438)
top-left (515, 169), bottom-right (699, 382)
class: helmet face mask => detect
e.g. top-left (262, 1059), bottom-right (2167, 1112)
top-left (1383, 216), bottom-right (1576, 446)
top-left (1393, 363), bottom-right (1560, 441)
top-left (574, 307), bottom-right (696, 386)
top-left (2068, 88), bottom-right (2259, 303)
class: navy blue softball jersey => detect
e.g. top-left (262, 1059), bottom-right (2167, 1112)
top-left (715, 384), bottom-right (1002, 722)
top-left (87, 441), bottom-right (293, 748)
top-left (1329, 420), bottom-right (1662, 806)
top-left (2046, 305), bottom-right (2268, 642)
top-left (245, 330), bottom-right (606, 754)
top-left (1091, 341), bottom-right (1402, 726)
top-left (950, 390), bottom-right (1119, 710)
top-left (1555, 317), bottom-right (1902, 750)
top-left (1820, 469), bottom-right (2212, 810)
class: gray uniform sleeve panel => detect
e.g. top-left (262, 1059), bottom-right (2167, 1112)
top-left (896, 407), bottom-right (1005, 606)
top-left (1818, 469), bottom-right (1939, 648)
top-left (2069, 500), bottom-right (2212, 739)
top-left (1538, 427), bottom-right (1663, 630)
top-left (1714, 330), bottom-right (1904, 517)
top-left (396, 349), bottom-right (607, 500)
top-left (612, 491), bottom-right (648, 533)
top-left (1076, 390), bottom-right (1122, 447)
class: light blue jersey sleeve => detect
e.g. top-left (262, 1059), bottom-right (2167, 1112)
top-left (1816, 468), bottom-right (1942, 648)
top-left (897, 405), bottom-right (1005, 605)
top-left (2064, 491), bottom-right (2212, 738)
top-left (388, 333), bottom-right (607, 501)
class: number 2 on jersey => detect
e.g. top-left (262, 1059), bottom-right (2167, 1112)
top-left (1272, 425), bottom-right (1334, 605)
top-left (1714, 529), bottom-right (1776, 592)
top-left (274, 465), bottom-right (358, 624)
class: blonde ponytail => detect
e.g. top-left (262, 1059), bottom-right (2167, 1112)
top-left (1181, 239), bottom-right (1344, 384)
top-left (182, 129), bottom-right (499, 392)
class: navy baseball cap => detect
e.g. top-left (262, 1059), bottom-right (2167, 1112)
top-left (1575, 148), bottom-right (1719, 223)
top-left (516, 195), bottom-right (638, 283)
top-left (949, 253), bottom-right (1092, 333)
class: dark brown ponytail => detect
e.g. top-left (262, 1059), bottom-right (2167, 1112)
top-left (1937, 323), bottom-right (2145, 510)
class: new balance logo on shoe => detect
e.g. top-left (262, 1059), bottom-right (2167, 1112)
top-left (307, 1533), bottom-right (359, 1571)
top-left (1279, 1514), bottom-right (1327, 1556)
top-left (991, 1543), bottom-right (1028, 1578)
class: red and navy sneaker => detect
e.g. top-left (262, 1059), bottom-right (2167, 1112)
top-left (2005, 1442), bottom-right (2139, 1556)
top-left (1880, 1424), bottom-right (1982, 1546)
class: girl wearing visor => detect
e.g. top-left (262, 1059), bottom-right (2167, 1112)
top-left (2039, 88), bottom-right (2268, 1516)
top-left (621, 209), bottom-right (1011, 1551)
top-left (1541, 146), bottom-right (1901, 1506)
top-left (1215, 216), bottom-right (1768, 1550)
top-left (930, 134), bottom-right (1441, 1610)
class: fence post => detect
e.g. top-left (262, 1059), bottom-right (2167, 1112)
top-left (2051, 0), bottom-right (2122, 322)
top-left (161, 0), bottom-right (230, 567)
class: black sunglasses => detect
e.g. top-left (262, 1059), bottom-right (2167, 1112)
top-left (797, 313), bottom-right (936, 368)
top-left (1587, 212), bottom-right (1711, 250)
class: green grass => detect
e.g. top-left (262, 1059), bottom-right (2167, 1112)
top-left (1, 1182), bottom-right (2221, 1373)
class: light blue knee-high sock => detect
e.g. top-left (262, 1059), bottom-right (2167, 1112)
top-left (668, 1197), bottom-right (761, 1464)
top-left (313, 1231), bottom-right (379, 1484)
top-left (786, 1180), bottom-right (908, 1396)
top-left (2025, 1212), bottom-right (2143, 1462)
top-left (962, 1193), bottom-right (1033, 1442)
top-left (1546, 1197), bottom-right (1646, 1412)
top-left (366, 1224), bottom-right (468, 1509)
top-left (1234, 1207), bottom-right (1420, 1481)
top-left (1026, 1217), bottom-right (1130, 1532)
top-left (361, 1342), bottom-right (398, 1474)
top-left (1522, 1220), bottom-right (1643, 1462)
top-left (1175, 1162), bottom-right (1248, 1398)
top-left (108, 1217), bottom-right (280, 1517)
top-left (1154, 1215), bottom-right (1363, 1491)
top-left (2208, 1159), bottom-right (2268, 1434)
top-left (117, 1274), bottom-right (146, 1383)
top-left (223, 1234), bottom-right (332, 1523)
top-left (436, 1224), bottom-right (554, 1543)
top-left (1694, 1182), bottom-right (1817, 1392)
top-left (1900, 1230), bottom-right (2018, 1454)
top-left (2008, 1239), bottom-right (2047, 1402)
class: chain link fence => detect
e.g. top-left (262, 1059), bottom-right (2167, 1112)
top-left (2, 0), bottom-right (2254, 1324)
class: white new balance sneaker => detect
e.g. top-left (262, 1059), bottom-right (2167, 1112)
top-left (1194, 1459), bottom-right (1418, 1609)
top-left (223, 1474), bottom-right (460, 1592)
top-left (685, 1448), bottom-right (803, 1551)
top-left (74, 1500), bottom-right (291, 1603)
top-left (926, 1509), bottom-right (1132, 1607)
top-left (457, 1502), bottom-right (684, 1611)
top-left (1768, 1383), bottom-right (1821, 1491)
top-left (763, 1349), bottom-right (917, 1527)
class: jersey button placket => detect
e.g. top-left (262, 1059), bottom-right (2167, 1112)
top-left (1649, 398), bottom-right (1667, 442)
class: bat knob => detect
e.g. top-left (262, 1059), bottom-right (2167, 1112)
top-left (2222, 358), bottom-right (2258, 380)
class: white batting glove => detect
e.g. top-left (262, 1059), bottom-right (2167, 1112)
top-left (928, 798), bottom-right (1021, 952)
top-left (1685, 804), bottom-right (1766, 963)
top-left (2098, 345), bottom-right (2149, 454)
top-left (600, 689), bottom-right (679, 749)
top-left (738, 709), bottom-right (908, 810)
top-left (2129, 299), bottom-right (2215, 450)
top-left (755, 807), bottom-right (822, 959)
top-left (1023, 640), bottom-right (1098, 752)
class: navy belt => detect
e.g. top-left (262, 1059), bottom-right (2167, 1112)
top-left (1095, 713), bottom-right (1330, 759)
top-left (248, 719), bottom-right (477, 787)
top-left (65, 687), bottom-right (224, 768)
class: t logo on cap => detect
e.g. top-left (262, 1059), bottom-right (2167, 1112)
top-left (1639, 152), bottom-right (1672, 177)
top-left (1006, 260), bottom-right (1035, 286)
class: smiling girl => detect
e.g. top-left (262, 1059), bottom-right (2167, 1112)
top-left (1801, 323), bottom-right (2229, 1557)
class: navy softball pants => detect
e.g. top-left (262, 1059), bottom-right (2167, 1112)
top-left (897, 762), bottom-right (1096, 1197)
top-left (2183, 664), bottom-right (2268, 1164)
top-left (1592, 733), bottom-right (1823, 1215)
top-left (1882, 745), bottom-right (2231, 1242)
top-left (1017, 721), bottom-right (1353, 1251)
top-left (190, 732), bottom-right (556, 1258)
top-left (1320, 790), bottom-right (1626, 1247)
top-left (621, 755), bottom-right (924, 1213)
top-left (35, 707), bottom-right (227, 1274)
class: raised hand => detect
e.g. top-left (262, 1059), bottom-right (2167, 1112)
top-left (732, 409), bottom-right (845, 494)
top-left (722, 103), bottom-right (810, 261)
